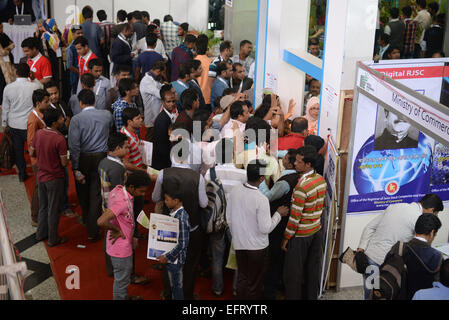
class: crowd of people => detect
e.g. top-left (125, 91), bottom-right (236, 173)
top-left (374, 0), bottom-right (445, 60)
top-left (0, 2), bottom-right (448, 302)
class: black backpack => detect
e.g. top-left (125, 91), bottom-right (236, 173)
top-left (371, 241), bottom-right (407, 300)
top-left (201, 167), bottom-right (227, 234)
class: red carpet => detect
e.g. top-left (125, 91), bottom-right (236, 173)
top-left (1, 131), bottom-right (235, 300)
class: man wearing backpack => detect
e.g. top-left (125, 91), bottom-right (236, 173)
top-left (204, 138), bottom-right (247, 297)
top-left (358, 194), bottom-right (444, 299)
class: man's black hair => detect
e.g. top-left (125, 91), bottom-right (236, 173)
top-left (180, 22), bottom-right (189, 32)
top-left (240, 40), bottom-right (252, 48)
top-left (126, 171), bottom-right (151, 188)
top-left (127, 12), bottom-right (133, 22)
top-left (160, 84), bottom-right (173, 101)
top-left (222, 87), bottom-right (236, 96)
top-left (117, 9), bottom-right (127, 22)
top-left (180, 89), bottom-right (199, 111)
top-left (185, 34), bottom-right (197, 44)
top-left (21, 37), bottom-right (40, 49)
top-left (82, 6), bottom-right (93, 19)
top-left (141, 11), bottom-right (150, 21)
top-left (379, 32), bottom-right (391, 44)
top-left (297, 145), bottom-right (318, 168)
top-left (232, 62), bottom-right (243, 72)
top-left (385, 45), bottom-right (402, 59)
top-left (43, 107), bottom-right (62, 127)
top-left (118, 78), bottom-right (137, 97)
top-left (196, 36), bottom-right (208, 55)
top-left (108, 132), bottom-right (128, 152)
top-left (417, 0), bottom-right (427, 9)
top-left (215, 138), bottom-right (234, 164)
top-left (186, 59), bottom-right (202, 72)
top-left (244, 116), bottom-right (271, 146)
top-left (153, 19), bottom-right (160, 27)
top-left (389, 7), bottom-right (400, 19)
top-left (164, 15), bottom-right (173, 22)
top-left (419, 194), bottom-right (444, 212)
top-left (163, 176), bottom-right (183, 201)
top-left (97, 10), bottom-right (107, 22)
top-left (88, 58), bottom-right (103, 70)
top-left (147, 24), bottom-right (158, 35)
top-left (291, 117), bottom-right (309, 134)
top-left (428, 2), bottom-right (440, 15)
top-left (216, 62), bottom-right (230, 77)
top-left (178, 63), bottom-right (190, 79)
top-left (230, 101), bottom-right (245, 119)
top-left (415, 213), bottom-right (442, 235)
top-left (247, 159), bottom-right (267, 183)
top-left (436, 13), bottom-right (445, 26)
top-left (78, 89), bottom-right (95, 105)
top-left (305, 134), bottom-right (325, 152)
top-left (402, 6), bottom-right (412, 18)
top-left (16, 63), bottom-right (30, 78)
top-left (152, 61), bottom-right (166, 71)
top-left (308, 38), bottom-right (319, 46)
top-left (145, 33), bottom-right (158, 47)
top-left (32, 89), bottom-right (49, 107)
top-left (286, 149), bottom-right (299, 167)
top-left (115, 64), bottom-right (131, 75)
top-left (73, 36), bottom-right (89, 47)
top-left (220, 40), bottom-right (232, 53)
top-left (122, 107), bottom-right (141, 127)
top-left (132, 10), bottom-right (142, 21)
top-left (80, 73), bottom-right (95, 88)
top-left (44, 79), bottom-right (59, 90)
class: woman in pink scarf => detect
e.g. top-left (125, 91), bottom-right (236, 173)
top-left (305, 96), bottom-right (320, 135)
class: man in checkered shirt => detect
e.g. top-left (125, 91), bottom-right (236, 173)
top-left (161, 15), bottom-right (181, 56)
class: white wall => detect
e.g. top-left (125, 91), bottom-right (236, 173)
top-left (339, 209), bottom-right (449, 288)
top-left (50, 0), bottom-right (208, 32)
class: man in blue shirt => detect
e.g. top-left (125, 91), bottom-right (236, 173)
top-left (413, 259), bottom-right (449, 300)
top-left (210, 62), bottom-right (232, 110)
top-left (111, 78), bottom-right (139, 132)
top-left (68, 89), bottom-right (112, 242)
top-left (171, 63), bottom-right (190, 109)
top-left (135, 33), bottom-right (164, 81)
top-left (80, 6), bottom-right (105, 58)
top-left (66, 25), bottom-right (84, 95)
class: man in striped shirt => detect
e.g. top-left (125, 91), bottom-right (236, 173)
top-left (282, 145), bottom-right (327, 300)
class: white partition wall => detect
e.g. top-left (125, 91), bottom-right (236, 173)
top-left (50, 0), bottom-right (208, 31)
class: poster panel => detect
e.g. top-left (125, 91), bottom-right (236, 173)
top-left (348, 59), bottom-right (449, 213)
top-left (147, 213), bottom-right (179, 262)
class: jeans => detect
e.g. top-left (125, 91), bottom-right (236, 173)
top-left (36, 178), bottom-right (64, 244)
top-left (167, 263), bottom-right (184, 300)
top-left (111, 255), bottom-right (133, 300)
top-left (8, 127), bottom-right (27, 179)
top-left (363, 255), bottom-right (380, 300)
top-left (210, 228), bottom-right (232, 295)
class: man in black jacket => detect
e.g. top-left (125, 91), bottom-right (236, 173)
top-left (152, 84), bottom-right (177, 170)
top-left (111, 23), bottom-right (134, 75)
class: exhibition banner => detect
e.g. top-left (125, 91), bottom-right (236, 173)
top-left (347, 59), bottom-right (449, 213)
top-left (147, 213), bottom-right (179, 262)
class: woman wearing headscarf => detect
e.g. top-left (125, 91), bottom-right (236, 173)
top-left (304, 96), bottom-right (320, 135)
top-left (0, 23), bottom-right (16, 107)
top-left (35, 18), bottom-right (65, 88)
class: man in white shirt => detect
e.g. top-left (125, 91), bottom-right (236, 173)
top-left (137, 24), bottom-right (167, 60)
top-left (1, 63), bottom-right (42, 181)
top-left (227, 160), bottom-right (289, 299)
top-left (140, 61), bottom-right (166, 142)
top-left (221, 100), bottom-right (250, 139)
top-left (77, 58), bottom-right (111, 110)
top-left (357, 193), bottom-right (444, 299)
top-left (232, 40), bottom-right (254, 76)
top-left (204, 138), bottom-right (247, 296)
top-left (413, 0), bottom-right (432, 58)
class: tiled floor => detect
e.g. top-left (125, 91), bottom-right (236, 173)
top-left (0, 174), bottom-right (60, 300)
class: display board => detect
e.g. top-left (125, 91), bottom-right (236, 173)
top-left (347, 59), bottom-right (449, 214)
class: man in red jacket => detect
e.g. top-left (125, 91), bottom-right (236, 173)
top-left (278, 117), bottom-right (308, 151)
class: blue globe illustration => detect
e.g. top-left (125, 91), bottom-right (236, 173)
top-left (353, 133), bottom-right (432, 195)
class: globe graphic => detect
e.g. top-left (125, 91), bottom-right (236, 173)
top-left (353, 133), bottom-right (432, 195)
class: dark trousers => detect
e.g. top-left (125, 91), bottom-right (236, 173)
top-left (183, 227), bottom-right (205, 299)
top-left (133, 195), bottom-right (144, 236)
top-left (36, 178), bottom-right (64, 244)
top-left (75, 152), bottom-right (106, 238)
top-left (264, 219), bottom-right (288, 299)
top-left (31, 164), bottom-right (39, 223)
top-left (235, 247), bottom-right (269, 300)
top-left (9, 127), bottom-right (27, 179)
top-left (145, 126), bottom-right (154, 143)
top-left (283, 229), bottom-right (324, 300)
top-left (60, 166), bottom-right (69, 212)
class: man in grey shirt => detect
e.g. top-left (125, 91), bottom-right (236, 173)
top-left (81, 6), bottom-right (105, 58)
top-left (68, 89), bottom-right (112, 242)
top-left (1, 63), bottom-right (42, 181)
